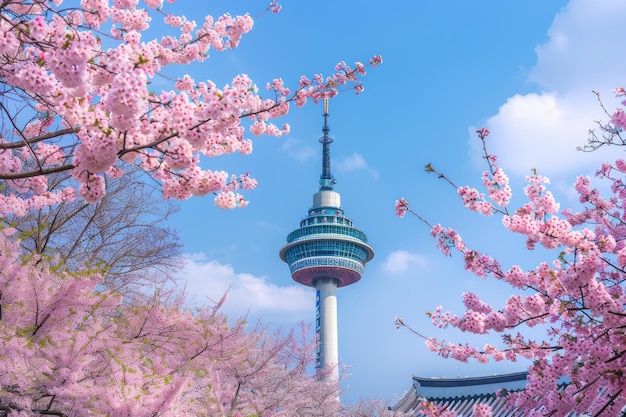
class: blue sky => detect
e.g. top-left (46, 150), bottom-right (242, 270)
top-left (155, 0), bottom-right (626, 405)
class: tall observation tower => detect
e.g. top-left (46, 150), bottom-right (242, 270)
top-left (279, 100), bottom-right (374, 384)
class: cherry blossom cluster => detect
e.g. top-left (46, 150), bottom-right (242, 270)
top-left (0, 1), bottom-right (380, 214)
top-left (430, 224), bottom-right (466, 256)
top-left (292, 55), bottom-right (382, 106)
top-left (395, 197), bottom-right (409, 217)
top-left (423, 129), bottom-right (511, 219)
top-left (612, 87), bottom-right (626, 129)
top-left (458, 185), bottom-right (492, 215)
top-left (473, 128), bottom-right (512, 211)
top-left (341, 398), bottom-right (414, 417)
top-left (413, 399), bottom-right (458, 417)
top-left (395, 128), bottom-right (626, 416)
top-left (0, 229), bottom-right (342, 416)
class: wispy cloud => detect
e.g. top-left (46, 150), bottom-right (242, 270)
top-left (335, 153), bottom-right (379, 179)
top-left (380, 250), bottom-right (427, 275)
top-left (281, 137), bottom-right (317, 162)
top-left (335, 153), bottom-right (367, 172)
top-left (176, 254), bottom-right (314, 323)
top-left (480, 0), bottom-right (626, 179)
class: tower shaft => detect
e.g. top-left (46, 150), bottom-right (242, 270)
top-left (315, 277), bottom-right (339, 382)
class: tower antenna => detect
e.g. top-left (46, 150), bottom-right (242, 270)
top-left (319, 98), bottom-right (335, 191)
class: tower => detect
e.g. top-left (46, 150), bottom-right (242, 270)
top-left (279, 100), bottom-right (374, 384)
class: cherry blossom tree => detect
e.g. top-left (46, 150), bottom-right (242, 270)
top-left (395, 90), bottom-right (626, 417)
top-left (4, 168), bottom-right (182, 294)
top-left (340, 398), bottom-right (412, 417)
top-left (0, 228), bottom-right (340, 416)
top-left (0, 0), bottom-right (381, 214)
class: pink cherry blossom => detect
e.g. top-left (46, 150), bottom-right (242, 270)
top-left (0, 230), bottom-right (341, 416)
top-left (395, 198), bottom-right (409, 217)
top-left (396, 127), bottom-right (626, 416)
top-left (0, 1), bottom-right (380, 214)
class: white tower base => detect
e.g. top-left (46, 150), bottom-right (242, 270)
top-left (315, 277), bottom-right (339, 382)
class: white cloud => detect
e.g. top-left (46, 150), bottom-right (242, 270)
top-left (335, 153), bottom-right (367, 172)
top-left (380, 250), bottom-right (427, 275)
top-left (175, 254), bottom-right (314, 323)
top-left (481, 91), bottom-right (610, 178)
top-left (281, 137), bottom-right (317, 162)
top-left (529, 0), bottom-right (626, 92)
top-left (481, 0), bottom-right (626, 179)
top-left (335, 153), bottom-right (379, 179)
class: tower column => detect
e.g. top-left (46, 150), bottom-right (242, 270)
top-left (315, 277), bottom-right (339, 382)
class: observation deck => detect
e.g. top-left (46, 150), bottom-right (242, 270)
top-left (279, 189), bottom-right (375, 288)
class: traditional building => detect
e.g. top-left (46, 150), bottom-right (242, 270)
top-left (390, 372), bottom-right (529, 416)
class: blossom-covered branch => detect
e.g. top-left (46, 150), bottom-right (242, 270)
top-left (0, 0), bottom-right (381, 214)
top-left (395, 121), bottom-right (626, 416)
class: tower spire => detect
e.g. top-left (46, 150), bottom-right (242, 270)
top-left (319, 99), bottom-right (335, 191)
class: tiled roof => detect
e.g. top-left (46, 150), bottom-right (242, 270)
top-left (390, 372), bottom-right (529, 416)
top-left (391, 372), bottom-right (626, 416)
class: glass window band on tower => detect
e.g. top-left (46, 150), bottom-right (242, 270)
top-left (287, 225), bottom-right (368, 243)
top-left (283, 240), bottom-right (370, 267)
